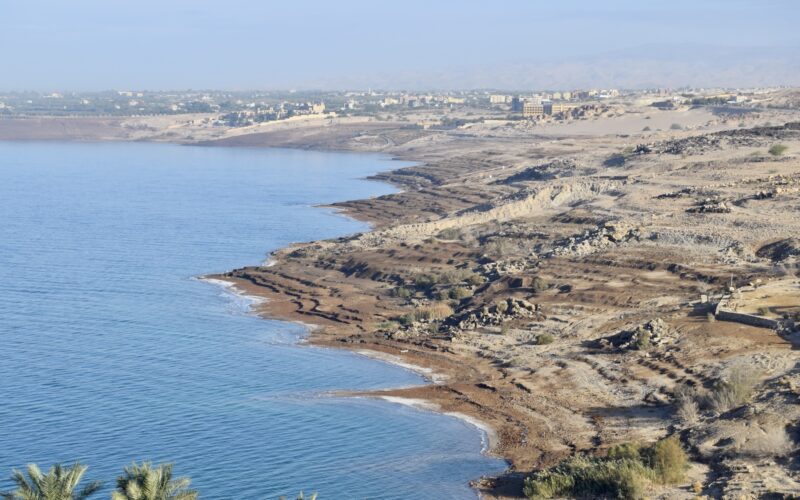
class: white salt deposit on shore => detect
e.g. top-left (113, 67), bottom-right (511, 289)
top-left (378, 395), bottom-right (498, 453)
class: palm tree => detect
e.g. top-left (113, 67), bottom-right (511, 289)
top-left (111, 462), bottom-right (197, 500)
top-left (279, 493), bottom-right (317, 500)
top-left (1, 463), bottom-right (102, 500)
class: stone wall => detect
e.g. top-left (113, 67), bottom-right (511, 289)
top-left (714, 289), bottom-right (780, 329)
top-left (715, 309), bottom-right (780, 329)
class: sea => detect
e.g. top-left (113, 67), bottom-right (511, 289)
top-left (0, 141), bottom-right (506, 499)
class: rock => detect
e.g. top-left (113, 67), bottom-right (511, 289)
top-left (451, 298), bottom-right (541, 330)
top-left (545, 221), bottom-right (640, 258)
top-left (600, 318), bottom-right (677, 351)
top-left (495, 158), bottom-right (579, 184)
top-left (687, 198), bottom-right (732, 214)
top-left (478, 258), bottom-right (533, 279)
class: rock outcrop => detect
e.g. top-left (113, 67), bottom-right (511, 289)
top-left (546, 221), bottom-right (641, 258)
top-left (495, 158), bottom-right (579, 184)
top-left (687, 198), bottom-right (732, 214)
top-left (599, 318), bottom-right (676, 351)
top-left (452, 298), bottom-right (540, 330)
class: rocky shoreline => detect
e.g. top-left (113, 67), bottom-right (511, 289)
top-left (205, 116), bottom-right (800, 498)
top-left (5, 102), bottom-right (800, 497)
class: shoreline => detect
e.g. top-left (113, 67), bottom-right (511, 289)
top-left (209, 267), bottom-right (501, 458)
top-left (377, 396), bottom-right (498, 455)
top-left (194, 144), bottom-right (517, 493)
top-left (0, 131), bottom-right (523, 496)
top-left (201, 250), bottom-right (509, 473)
top-left (5, 104), bottom-right (800, 498)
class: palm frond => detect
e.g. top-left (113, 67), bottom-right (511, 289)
top-left (1, 463), bottom-right (99, 500)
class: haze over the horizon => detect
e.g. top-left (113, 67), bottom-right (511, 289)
top-left (2, 0), bottom-right (799, 91)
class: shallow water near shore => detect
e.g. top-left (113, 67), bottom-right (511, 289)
top-left (0, 142), bottom-right (506, 499)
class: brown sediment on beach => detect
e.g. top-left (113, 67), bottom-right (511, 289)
top-left (9, 95), bottom-right (800, 497)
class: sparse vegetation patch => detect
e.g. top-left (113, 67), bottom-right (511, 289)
top-left (768, 143), bottom-right (788, 156)
top-left (524, 436), bottom-right (688, 499)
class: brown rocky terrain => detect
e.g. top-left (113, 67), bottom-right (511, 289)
top-left (209, 112), bottom-right (800, 498)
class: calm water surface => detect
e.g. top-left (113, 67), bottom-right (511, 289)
top-left (0, 142), bottom-right (506, 499)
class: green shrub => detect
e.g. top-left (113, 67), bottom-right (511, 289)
top-left (393, 287), bottom-right (412, 299)
top-left (449, 286), bottom-right (473, 300)
top-left (536, 333), bottom-right (555, 345)
top-left (466, 273), bottom-right (486, 286)
top-left (532, 276), bottom-right (549, 292)
top-left (376, 321), bottom-right (399, 332)
top-left (670, 123), bottom-right (683, 130)
top-left (633, 328), bottom-right (651, 350)
top-left (769, 144), bottom-right (788, 156)
top-left (523, 455), bottom-right (649, 500)
top-left (524, 436), bottom-right (688, 499)
top-left (397, 314), bottom-right (415, 326)
top-left (608, 442), bottom-right (644, 461)
top-left (414, 274), bottom-right (438, 290)
top-left (646, 436), bottom-right (688, 484)
top-left (427, 321), bottom-right (441, 334)
top-left (438, 272), bottom-right (454, 285)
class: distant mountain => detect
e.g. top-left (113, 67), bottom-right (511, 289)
top-left (302, 44), bottom-right (800, 91)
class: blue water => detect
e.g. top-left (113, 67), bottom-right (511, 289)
top-left (0, 142), bottom-right (506, 499)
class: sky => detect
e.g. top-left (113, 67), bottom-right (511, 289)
top-left (1, 0), bottom-right (799, 90)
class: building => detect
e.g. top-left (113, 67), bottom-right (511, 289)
top-left (511, 96), bottom-right (523, 112)
top-left (522, 100), bottom-right (544, 117)
top-left (551, 103), bottom-right (577, 115)
top-left (490, 94), bottom-right (510, 105)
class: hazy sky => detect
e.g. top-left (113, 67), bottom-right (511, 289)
top-left (1, 0), bottom-right (799, 90)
